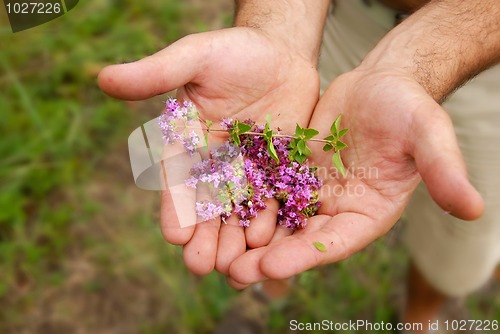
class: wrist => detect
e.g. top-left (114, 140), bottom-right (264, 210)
top-left (234, 0), bottom-right (329, 64)
top-left (359, 0), bottom-right (500, 102)
top-left (358, 28), bottom-right (447, 100)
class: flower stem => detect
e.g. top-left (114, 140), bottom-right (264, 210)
top-left (204, 128), bottom-right (332, 144)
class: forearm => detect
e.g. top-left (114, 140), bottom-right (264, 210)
top-left (360, 0), bottom-right (500, 101)
top-left (234, 0), bottom-right (330, 63)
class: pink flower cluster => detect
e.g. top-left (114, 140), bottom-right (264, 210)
top-left (158, 98), bottom-right (322, 229)
top-left (238, 125), bottom-right (322, 229)
top-left (158, 99), bottom-right (200, 155)
top-left (185, 141), bottom-right (249, 222)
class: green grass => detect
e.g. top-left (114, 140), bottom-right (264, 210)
top-left (1, 1), bottom-right (499, 333)
top-left (0, 0), bottom-right (214, 331)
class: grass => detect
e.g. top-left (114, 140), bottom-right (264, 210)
top-left (0, 0), bottom-right (224, 331)
top-left (1, 1), bottom-right (499, 333)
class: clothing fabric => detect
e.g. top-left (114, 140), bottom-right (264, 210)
top-left (319, 0), bottom-right (500, 297)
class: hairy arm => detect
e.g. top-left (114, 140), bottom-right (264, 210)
top-left (361, 0), bottom-right (500, 101)
top-left (234, 0), bottom-right (330, 64)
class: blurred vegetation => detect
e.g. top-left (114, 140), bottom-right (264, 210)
top-left (0, 1), bottom-right (498, 333)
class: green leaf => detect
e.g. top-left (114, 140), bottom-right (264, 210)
top-left (338, 128), bottom-right (349, 138)
top-left (295, 124), bottom-right (304, 137)
top-left (330, 114), bottom-right (342, 137)
top-left (304, 128), bottom-right (319, 140)
top-left (264, 121), bottom-right (271, 135)
top-left (265, 129), bottom-right (274, 141)
top-left (304, 145), bottom-right (312, 156)
top-left (231, 133), bottom-right (241, 146)
top-left (204, 133), bottom-right (209, 149)
top-left (206, 119), bottom-right (213, 128)
top-left (266, 114), bottom-right (272, 125)
top-left (216, 191), bottom-right (230, 203)
top-left (237, 122), bottom-right (252, 134)
top-left (313, 241), bottom-right (327, 253)
top-left (295, 154), bottom-right (306, 164)
top-left (323, 143), bottom-right (333, 152)
top-left (297, 140), bottom-right (306, 155)
top-left (267, 141), bottom-right (279, 163)
top-left (324, 135), bottom-right (335, 141)
top-left (334, 114), bottom-right (342, 133)
top-left (335, 140), bottom-right (347, 150)
top-left (332, 151), bottom-right (346, 177)
top-left (188, 110), bottom-right (199, 121)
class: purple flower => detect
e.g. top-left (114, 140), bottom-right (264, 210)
top-left (237, 125), bottom-right (322, 229)
top-left (161, 102), bottom-right (323, 230)
top-left (159, 98), bottom-right (200, 154)
top-left (220, 118), bottom-right (233, 130)
top-left (181, 130), bottom-right (200, 155)
top-left (196, 200), bottom-right (225, 222)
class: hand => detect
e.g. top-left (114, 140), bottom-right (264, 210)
top-left (98, 27), bottom-right (320, 275)
top-left (226, 68), bottom-right (484, 288)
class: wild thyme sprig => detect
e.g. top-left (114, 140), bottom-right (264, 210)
top-left (159, 98), bottom-right (350, 229)
top-left (205, 114), bottom-right (349, 176)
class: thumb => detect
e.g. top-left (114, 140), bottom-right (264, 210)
top-left (98, 34), bottom-right (207, 100)
top-left (411, 104), bottom-right (484, 220)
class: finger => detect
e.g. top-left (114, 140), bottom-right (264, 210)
top-left (228, 246), bottom-right (270, 285)
top-left (182, 179), bottom-right (222, 275)
top-left (227, 217), bottom-right (320, 285)
top-left (411, 105), bottom-right (484, 220)
top-left (245, 198), bottom-right (279, 248)
top-left (226, 276), bottom-right (250, 290)
top-left (259, 216), bottom-right (348, 280)
top-left (98, 34), bottom-right (207, 100)
top-left (215, 214), bottom-right (246, 275)
top-left (232, 212), bottom-right (388, 283)
top-left (269, 224), bottom-right (293, 243)
top-left (183, 217), bottom-right (221, 276)
top-left (160, 141), bottom-right (199, 245)
top-left (160, 189), bottom-right (195, 245)
top-left (226, 211), bottom-right (294, 285)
